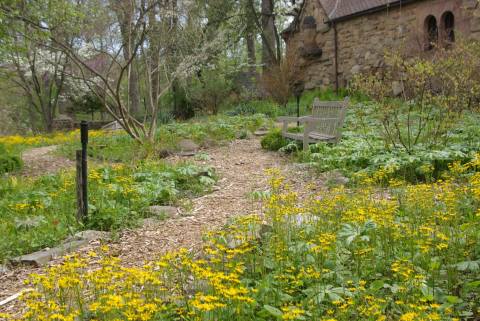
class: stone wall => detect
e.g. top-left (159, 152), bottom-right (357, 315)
top-left (285, 0), bottom-right (480, 90)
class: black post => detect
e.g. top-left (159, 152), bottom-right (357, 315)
top-left (80, 121), bottom-right (88, 219)
top-left (292, 81), bottom-right (304, 128)
top-left (76, 150), bottom-right (83, 222)
top-left (296, 95), bottom-right (301, 127)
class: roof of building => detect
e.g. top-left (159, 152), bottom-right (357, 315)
top-left (282, 0), bottom-right (417, 38)
top-left (319, 0), bottom-right (408, 21)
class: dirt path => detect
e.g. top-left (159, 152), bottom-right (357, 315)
top-left (21, 145), bottom-right (74, 176)
top-left (0, 137), bottom-right (321, 314)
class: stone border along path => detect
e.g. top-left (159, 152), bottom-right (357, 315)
top-left (0, 137), bottom-right (323, 315)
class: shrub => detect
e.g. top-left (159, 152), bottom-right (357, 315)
top-left (0, 143), bottom-right (22, 174)
top-left (225, 100), bottom-right (280, 118)
top-left (351, 39), bottom-right (480, 153)
top-left (188, 69), bottom-right (233, 115)
top-left (261, 52), bottom-right (303, 108)
top-left (261, 129), bottom-right (289, 151)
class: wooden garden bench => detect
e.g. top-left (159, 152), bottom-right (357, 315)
top-left (278, 97), bottom-right (349, 151)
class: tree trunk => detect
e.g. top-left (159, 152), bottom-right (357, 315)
top-left (261, 0), bottom-right (276, 71)
top-left (246, 32), bottom-right (256, 78)
top-left (112, 0), bottom-right (141, 117)
top-left (148, 0), bottom-right (160, 111)
top-left (128, 64), bottom-right (141, 116)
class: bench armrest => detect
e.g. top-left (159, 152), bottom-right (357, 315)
top-left (277, 116), bottom-right (310, 123)
top-left (302, 116), bottom-right (340, 123)
top-left (278, 116), bottom-right (298, 122)
top-left (278, 116), bottom-right (310, 133)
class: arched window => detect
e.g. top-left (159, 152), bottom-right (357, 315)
top-left (425, 15), bottom-right (438, 50)
top-left (441, 11), bottom-right (455, 44)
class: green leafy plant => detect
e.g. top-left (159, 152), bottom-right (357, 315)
top-left (261, 129), bottom-right (289, 151)
top-left (0, 143), bottom-right (22, 174)
top-left (187, 68), bottom-right (233, 115)
top-left (0, 161), bottom-right (216, 260)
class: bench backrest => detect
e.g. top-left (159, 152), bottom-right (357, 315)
top-left (310, 97), bottom-right (349, 138)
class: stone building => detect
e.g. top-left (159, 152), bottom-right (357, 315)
top-left (282, 0), bottom-right (480, 90)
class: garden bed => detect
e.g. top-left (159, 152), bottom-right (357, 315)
top-left (6, 157), bottom-right (479, 320)
top-left (0, 161), bottom-right (216, 262)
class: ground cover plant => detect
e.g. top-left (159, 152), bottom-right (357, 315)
top-left (298, 110), bottom-right (480, 183)
top-left (6, 157), bottom-right (480, 321)
top-left (0, 130), bottom-right (108, 155)
top-left (0, 161), bottom-right (216, 262)
top-left (0, 143), bottom-right (22, 175)
top-left (261, 107), bottom-right (480, 183)
top-left (58, 115), bottom-right (269, 163)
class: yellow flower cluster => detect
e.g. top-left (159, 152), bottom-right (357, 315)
top-left (0, 130), bottom-right (107, 148)
top-left (8, 159), bottom-right (479, 321)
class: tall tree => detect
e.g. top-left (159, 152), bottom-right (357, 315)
top-left (245, 0), bottom-right (257, 79)
top-left (111, 0), bottom-right (141, 116)
top-left (261, 0), bottom-right (277, 70)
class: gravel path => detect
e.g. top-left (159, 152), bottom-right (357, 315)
top-left (20, 145), bottom-right (74, 176)
top-left (0, 137), bottom-right (321, 314)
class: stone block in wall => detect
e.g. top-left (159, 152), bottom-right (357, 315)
top-left (392, 81), bottom-right (404, 96)
top-left (300, 45), bottom-right (323, 59)
top-left (462, 0), bottom-right (478, 9)
top-left (471, 32), bottom-right (480, 41)
top-left (322, 58), bottom-right (332, 66)
top-left (317, 23), bottom-right (331, 34)
top-left (350, 65), bottom-right (361, 75)
top-left (472, 17), bottom-right (480, 32)
top-left (315, 33), bottom-right (327, 46)
top-left (304, 81), bottom-right (316, 90)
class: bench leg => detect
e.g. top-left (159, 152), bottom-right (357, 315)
top-left (303, 124), bottom-right (312, 151)
top-left (303, 138), bottom-right (309, 151)
top-left (282, 121), bottom-right (288, 134)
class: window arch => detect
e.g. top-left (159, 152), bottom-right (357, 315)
top-left (441, 11), bottom-right (455, 44)
top-left (425, 15), bottom-right (438, 50)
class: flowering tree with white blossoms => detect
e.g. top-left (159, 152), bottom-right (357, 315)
top-left (2, 0), bottom-right (234, 143)
top-left (0, 29), bottom-right (70, 132)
